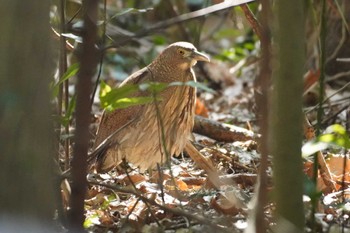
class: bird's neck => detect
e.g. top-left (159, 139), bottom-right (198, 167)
top-left (148, 60), bottom-right (193, 83)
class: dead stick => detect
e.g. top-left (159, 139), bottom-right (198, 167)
top-left (240, 4), bottom-right (262, 40)
top-left (193, 115), bottom-right (258, 142)
top-left (184, 141), bottom-right (222, 188)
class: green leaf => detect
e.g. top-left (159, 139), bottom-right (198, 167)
top-left (104, 96), bottom-right (156, 112)
top-left (169, 81), bottom-right (216, 94)
top-left (152, 35), bottom-right (167, 45)
top-left (99, 81), bottom-right (139, 109)
top-left (319, 124), bottom-right (350, 148)
top-left (51, 63), bottom-right (80, 98)
top-left (302, 124), bottom-right (350, 158)
top-left (99, 80), bottom-right (112, 98)
top-left (139, 82), bottom-right (168, 93)
top-left (56, 63), bottom-right (80, 88)
top-left (83, 213), bottom-right (100, 228)
top-left (324, 124), bottom-right (347, 135)
top-left (99, 80), bottom-right (214, 112)
top-left (61, 94), bottom-right (76, 127)
top-left (99, 81), bottom-right (159, 111)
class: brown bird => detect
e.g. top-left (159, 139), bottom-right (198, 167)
top-left (92, 42), bottom-right (210, 172)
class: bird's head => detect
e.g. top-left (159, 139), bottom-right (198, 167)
top-left (156, 42), bottom-right (210, 71)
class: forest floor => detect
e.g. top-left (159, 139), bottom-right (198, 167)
top-left (65, 50), bottom-right (350, 232)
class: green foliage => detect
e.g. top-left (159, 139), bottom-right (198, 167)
top-left (61, 94), bottom-right (76, 127)
top-left (214, 31), bottom-right (257, 63)
top-left (99, 80), bottom-right (214, 112)
top-left (169, 80), bottom-right (216, 94)
top-left (99, 80), bottom-right (154, 112)
top-left (138, 82), bottom-right (168, 93)
top-left (83, 193), bottom-right (119, 228)
top-left (302, 124), bottom-right (350, 158)
top-left (215, 43), bottom-right (255, 62)
top-left (152, 35), bottom-right (168, 45)
top-left (83, 213), bottom-right (99, 228)
top-left (51, 63), bottom-right (80, 98)
top-left (318, 124), bottom-right (350, 148)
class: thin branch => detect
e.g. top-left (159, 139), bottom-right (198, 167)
top-left (305, 81), bottom-right (350, 114)
top-left (240, 4), bottom-right (262, 40)
top-left (327, 70), bottom-right (350, 82)
top-left (90, 0), bottom-right (107, 108)
top-left (326, 23), bottom-right (346, 64)
top-left (123, 161), bottom-right (161, 226)
top-left (104, 0), bottom-right (255, 50)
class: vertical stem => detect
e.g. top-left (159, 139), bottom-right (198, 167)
top-left (57, 0), bottom-right (67, 165)
top-left (312, 0), bottom-right (326, 230)
top-left (59, 0), bottom-right (70, 171)
top-left (317, 0), bottom-right (326, 135)
top-left (90, 0), bottom-right (107, 108)
top-left (253, 0), bottom-right (271, 232)
top-left (69, 0), bottom-right (98, 231)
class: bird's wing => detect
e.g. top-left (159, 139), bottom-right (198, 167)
top-left (93, 67), bottom-right (150, 149)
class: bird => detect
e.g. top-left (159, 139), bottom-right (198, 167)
top-left (92, 41), bottom-right (210, 172)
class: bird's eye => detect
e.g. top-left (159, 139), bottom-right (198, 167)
top-left (177, 49), bottom-right (185, 55)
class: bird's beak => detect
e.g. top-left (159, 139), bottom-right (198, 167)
top-left (191, 50), bottom-right (210, 62)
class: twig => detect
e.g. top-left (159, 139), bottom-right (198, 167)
top-left (88, 179), bottom-right (232, 233)
top-left (202, 11), bottom-right (230, 43)
top-left (327, 71), bottom-right (350, 82)
top-left (337, 58), bottom-right (350, 62)
top-left (104, 0), bottom-right (255, 50)
top-left (240, 4), bottom-right (262, 40)
top-left (51, 27), bottom-right (74, 51)
top-left (322, 104), bottom-right (350, 125)
top-left (163, 0), bottom-right (190, 41)
top-left (326, 23), bottom-right (346, 64)
top-left (123, 160), bottom-right (161, 227)
top-left (305, 81), bottom-right (350, 114)
top-left (156, 164), bottom-right (166, 205)
top-left (90, 0), bottom-right (107, 108)
top-left (207, 147), bottom-right (257, 173)
top-left (249, 0), bottom-right (271, 230)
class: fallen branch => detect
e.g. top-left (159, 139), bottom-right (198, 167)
top-left (193, 115), bottom-right (258, 142)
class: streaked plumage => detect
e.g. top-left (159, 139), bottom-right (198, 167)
top-left (92, 42), bottom-right (210, 172)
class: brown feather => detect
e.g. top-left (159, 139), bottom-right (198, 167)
top-left (92, 42), bottom-right (209, 172)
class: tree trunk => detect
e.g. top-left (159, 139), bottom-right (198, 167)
top-left (271, 0), bottom-right (305, 231)
top-left (0, 0), bottom-right (55, 228)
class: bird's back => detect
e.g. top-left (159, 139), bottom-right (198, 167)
top-left (92, 65), bottom-right (196, 172)
top-left (91, 41), bottom-right (209, 172)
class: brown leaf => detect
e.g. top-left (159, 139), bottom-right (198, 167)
top-left (195, 98), bottom-right (209, 117)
